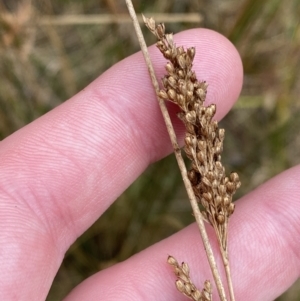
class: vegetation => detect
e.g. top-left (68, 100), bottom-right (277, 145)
top-left (1, 0), bottom-right (299, 300)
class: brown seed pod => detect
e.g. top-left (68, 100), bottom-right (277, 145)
top-left (217, 213), bottom-right (225, 224)
top-left (167, 88), bottom-right (176, 100)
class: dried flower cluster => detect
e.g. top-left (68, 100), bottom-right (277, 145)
top-left (168, 256), bottom-right (212, 301)
top-left (144, 18), bottom-right (241, 253)
top-left (142, 16), bottom-right (241, 300)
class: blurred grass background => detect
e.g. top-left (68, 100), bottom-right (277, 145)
top-left (1, 0), bottom-right (300, 300)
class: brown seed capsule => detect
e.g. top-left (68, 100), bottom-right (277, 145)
top-left (218, 184), bottom-right (226, 196)
top-left (178, 70), bottom-right (185, 78)
top-left (203, 289), bottom-right (212, 301)
top-left (174, 267), bottom-right (181, 276)
top-left (165, 33), bottom-right (173, 46)
top-left (186, 90), bottom-right (193, 100)
top-left (165, 62), bottom-right (175, 74)
top-left (199, 106), bottom-right (206, 115)
top-left (178, 78), bottom-right (185, 86)
top-left (218, 128), bottom-right (225, 140)
top-left (175, 280), bottom-right (185, 293)
top-left (191, 290), bottom-right (202, 300)
top-left (196, 88), bottom-right (206, 101)
top-left (185, 55), bottom-right (192, 68)
top-left (210, 130), bottom-right (216, 140)
top-left (162, 77), bottom-right (168, 88)
top-left (179, 273), bottom-right (190, 284)
top-left (207, 104), bottom-right (216, 117)
top-left (156, 41), bottom-right (165, 51)
top-left (214, 137), bottom-right (222, 148)
top-left (201, 198), bottom-right (209, 209)
top-left (156, 23), bottom-right (165, 39)
top-left (202, 176), bottom-right (211, 187)
top-left (158, 90), bottom-right (168, 99)
top-left (179, 82), bottom-right (187, 96)
top-left (202, 192), bottom-right (212, 202)
top-left (188, 169), bottom-right (199, 184)
top-left (196, 150), bottom-right (205, 163)
top-left (167, 255), bottom-right (178, 267)
top-left (193, 81), bottom-right (200, 89)
top-left (184, 283), bottom-right (192, 296)
top-left (177, 46), bottom-right (184, 55)
top-left (167, 76), bottom-right (177, 88)
top-left (223, 197), bottom-right (230, 206)
top-left (200, 81), bottom-right (208, 90)
top-left (215, 161), bottom-right (222, 170)
top-left (177, 94), bottom-right (185, 107)
top-left (187, 81), bottom-right (194, 92)
top-left (212, 120), bottom-right (218, 130)
top-left (190, 71), bottom-right (197, 81)
top-left (184, 146), bottom-right (193, 160)
top-left (206, 171), bottom-right (214, 181)
top-left (190, 135), bottom-right (197, 148)
top-left (186, 122), bottom-right (196, 135)
top-left (177, 55), bottom-right (186, 70)
top-left (185, 111), bottom-right (196, 124)
top-left (182, 262), bottom-right (190, 275)
top-left (204, 280), bottom-right (212, 292)
top-left (212, 179), bottom-right (218, 189)
top-left (184, 136), bottom-right (192, 147)
top-left (167, 89), bottom-right (176, 100)
top-left (217, 212), bottom-right (225, 224)
top-left (230, 172), bottom-right (240, 183)
top-left (201, 210), bottom-right (208, 221)
top-left (185, 135), bottom-right (197, 149)
top-left (144, 16), bottom-right (156, 32)
top-left (215, 146), bottom-right (222, 155)
top-left (164, 49), bottom-right (171, 59)
top-left (197, 140), bottom-right (206, 150)
top-left (226, 181), bottom-right (236, 194)
top-left (187, 47), bottom-right (196, 61)
top-left (228, 202), bottom-right (235, 215)
top-left (215, 195), bottom-right (222, 207)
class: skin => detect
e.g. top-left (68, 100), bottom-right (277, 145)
top-left (0, 28), bottom-right (299, 301)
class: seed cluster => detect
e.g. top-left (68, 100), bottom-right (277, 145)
top-left (168, 256), bottom-right (212, 301)
top-left (145, 18), bottom-right (241, 251)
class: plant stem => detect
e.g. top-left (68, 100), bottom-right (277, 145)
top-left (125, 1), bottom-right (228, 300)
top-left (224, 257), bottom-right (235, 301)
top-left (219, 242), bottom-right (235, 301)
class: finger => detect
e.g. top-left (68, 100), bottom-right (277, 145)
top-left (0, 28), bottom-right (243, 301)
top-left (64, 165), bottom-right (300, 301)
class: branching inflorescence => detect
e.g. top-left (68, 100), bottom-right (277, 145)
top-left (168, 255), bottom-right (212, 301)
top-left (144, 17), bottom-right (241, 301)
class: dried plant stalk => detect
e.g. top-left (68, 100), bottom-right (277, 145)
top-left (168, 256), bottom-right (212, 301)
top-left (144, 18), bottom-right (241, 301)
top-left (125, 1), bottom-right (240, 301)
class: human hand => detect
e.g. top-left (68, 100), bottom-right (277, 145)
top-left (1, 28), bottom-right (299, 301)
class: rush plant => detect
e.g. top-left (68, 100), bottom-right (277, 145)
top-left (126, 1), bottom-right (241, 300)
